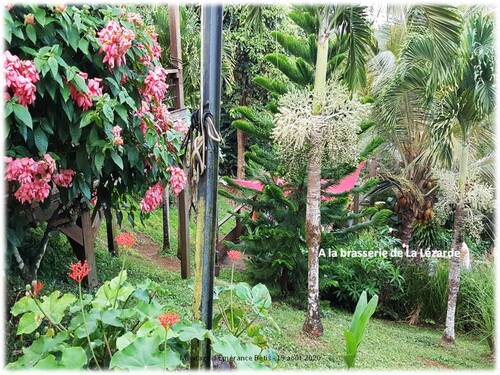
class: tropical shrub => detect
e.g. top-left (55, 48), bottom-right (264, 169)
top-left (457, 258), bottom-right (494, 352)
top-left (5, 5), bottom-right (187, 280)
top-left (320, 228), bottom-right (404, 318)
top-left (7, 266), bottom-right (276, 369)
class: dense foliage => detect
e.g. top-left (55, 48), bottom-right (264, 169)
top-left (5, 5), bottom-right (186, 279)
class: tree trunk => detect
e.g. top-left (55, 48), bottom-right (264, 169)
top-left (236, 90), bottom-right (247, 179)
top-left (236, 130), bottom-right (246, 179)
top-left (400, 215), bottom-right (415, 250)
top-left (303, 130), bottom-right (324, 337)
top-left (302, 25), bottom-right (329, 337)
top-left (442, 141), bottom-right (468, 344)
top-left (442, 204), bottom-right (463, 344)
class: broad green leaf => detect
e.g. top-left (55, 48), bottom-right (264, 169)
top-left (103, 103), bottom-right (114, 123)
top-left (251, 283), bottom-right (272, 309)
top-left (61, 347), bottom-right (87, 369)
top-left (109, 336), bottom-right (163, 369)
top-left (39, 291), bottom-right (77, 324)
top-left (33, 127), bottom-right (48, 154)
top-left (13, 103), bottom-right (32, 129)
top-left (80, 111), bottom-right (94, 128)
top-left (11, 296), bottom-right (38, 316)
top-left (94, 151), bottom-right (105, 173)
top-left (111, 151), bottom-right (123, 169)
top-left (17, 311), bottom-right (43, 335)
top-left (34, 354), bottom-right (58, 369)
top-left (26, 24), bottom-right (36, 44)
top-left (176, 321), bottom-right (208, 342)
top-left (116, 332), bottom-right (136, 351)
top-left (78, 38), bottom-right (89, 54)
top-left (47, 56), bottom-right (58, 79)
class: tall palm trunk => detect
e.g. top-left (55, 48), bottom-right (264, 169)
top-left (303, 27), bottom-right (328, 337)
top-left (443, 141), bottom-right (468, 343)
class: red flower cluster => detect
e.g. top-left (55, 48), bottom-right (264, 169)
top-left (168, 166), bottom-right (186, 195)
top-left (5, 154), bottom-right (74, 204)
top-left (158, 312), bottom-right (180, 329)
top-left (97, 20), bottom-right (135, 70)
top-left (32, 280), bottom-right (44, 297)
top-left (141, 66), bottom-right (169, 103)
top-left (173, 120), bottom-right (189, 135)
top-left (4, 51), bottom-right (40, 106)
top-left (227, 250), bottom-right (242, 263)
top-left (140, 182), bottom-right (163, 213)
top-left (115, 232), bottom-right (136, 248)
top-left (68, 260), bottom-right (90, 283)
top-left (52, 169), bottom-right (75, 188)
top-left (68, 72), bottom-right (103, 111)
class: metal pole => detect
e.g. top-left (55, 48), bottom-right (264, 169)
top-left (191, 4), bottom-right (223, 369)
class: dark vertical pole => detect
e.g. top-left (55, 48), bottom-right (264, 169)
top-left (191, 4), bottom-right (223, 369)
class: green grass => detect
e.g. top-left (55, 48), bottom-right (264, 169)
top-left (6, 197), bottom-right (493, 370)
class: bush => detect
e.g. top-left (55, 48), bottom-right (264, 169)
top-left (320, 228), bottom-right (404, 318)
top-left (7, 268), bottom-right (277, 369)
top-left (457, 258), bottom-right (494, 352)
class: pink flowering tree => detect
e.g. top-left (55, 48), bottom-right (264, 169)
top-left (4, 5), bottom-right (187, 281)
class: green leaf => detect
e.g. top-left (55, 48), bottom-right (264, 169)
top-left (111, 151), bottom-right (123, 169)
top-left (47, 56), bottom-right (58, 79)
top-left (39, 291), bottom-right (77, 324)
top-left (13, 104), bottom-right (33, 129)
top-left (80, 111), bottom-right (94, 128)
top-left (33, 7), bottom-right (47, 26)
top-left (115, 105), bottom-right (128, 124)
top-left (78, 38), bottom-right (89, 54)
top-left (94, 152), bottom-right (105, 173)
top-left (11, 296), bottom-right (38, 316)
top-left (61, 347), bottom-right (87, 369)
top-left (164, 349), bottom-right (182, 370)
top-left (17, 311), bottom-right (43, 335)
top-left (26, 24), bottom-right (36, 44)
top-left (33, 127), bottom-right (48, 154)
top-left (116, 332), bottom-right (136, 351)
top-left (109, 336), bottom-right (163, 369)
top-left (34, 354), bottom-right (59, 369)
top-left (176, 321), bottom-right (208, 342)
top-left (251, 283), bottom-right (272, 310)
top-left (103, 103), bottom-right (114, 123)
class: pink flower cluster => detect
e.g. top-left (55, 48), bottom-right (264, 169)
top-left (68, 72), bottom-right (103, 111)
top-left (52, 169), bottom-right (75, 187)
top-left (138, 33), bottom-right (162, 66)
top-left (97, 20), bottom-right (135, 70)
top-left (140, 182), bottom-right (163, 213)
top-left (4, 51), bottom-right (40, 106)
top-left (127, 12), bottom-right (143, 26)
top-left (152, 102), bottom-right (170, 134)
top-left (5, 155), bottom-right (74, 204)
top-left (173, 120), bottom-right (189, 135)
top-left (112, 125), bottom-right (124, 145)
top-left (168, 166), bottom-right (186, 195)
top-left (141, 66), bottom-right (168, 103)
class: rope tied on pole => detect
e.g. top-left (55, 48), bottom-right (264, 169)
top-left (182, 106), bottom-right (222, 190)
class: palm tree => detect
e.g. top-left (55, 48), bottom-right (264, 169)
top-left (302, 5), bottom-right (373, 336)
top-left (428, 8), bottom-right (494, 344)
top-left (370, 5), bottom-right (462, 247)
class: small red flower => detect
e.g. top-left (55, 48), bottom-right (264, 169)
top-left (115, 232), bottom-right (136, 248)
top-left (68, 260), bottom-right (90, 283)
top-left (32, 280), bottom-right (44, 296)
top-left (158, 312), bottom-right (180, 329)
top-left (227, 250), bottom-right (242, 263)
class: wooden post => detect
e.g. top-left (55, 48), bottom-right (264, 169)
top-left (169, 4), bottom-right (190, 279)
top-left (81, 209), bottom-right (98, 287)
top-left (162, 186), bottom-right (171, 252)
